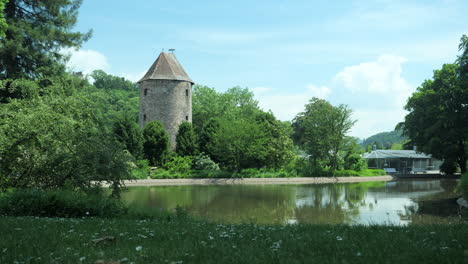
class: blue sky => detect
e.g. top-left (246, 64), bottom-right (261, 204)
top-left (67, 0), bottom-right (468, 139)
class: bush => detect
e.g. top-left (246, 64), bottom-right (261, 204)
top-left (440, 160), bottom-right (458, 174)
top-left (131, 159), bottom-right (150, 179)
top-left (344, 154), bottom-right (368, 171)
top-left (143, 121), bottom-right (170, 166)
top-left (164, 156), bottom-right (193, 173)
top-left (461, 172), bottom-right (468, 199)
top-left (192, 153), bottom-right (220, 170)
top-left (358, 169), bottom-right (387, 177)
top-left (0, 189), bottom-right (127, 218)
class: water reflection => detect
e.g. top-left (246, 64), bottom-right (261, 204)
top-left (121, 179), bottom-right (460, 225)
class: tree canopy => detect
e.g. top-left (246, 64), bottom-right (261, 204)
top-left (0, 0), bottom-right (7, 38)
top-left (400, 62), bottom-right (468, 173)
top-left (143, 121), bottom-right (170, 166)
top-left (192, 85), bottom-right (295, 171)
top-left (0, 0), bottom-right (91, 79)
top-left (175, 122), bottom-right (198, 157)
top-left (292, 98), bottom-right (356, 172)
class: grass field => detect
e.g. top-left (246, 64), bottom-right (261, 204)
top-left (1, 216), bottom-right (467, 264)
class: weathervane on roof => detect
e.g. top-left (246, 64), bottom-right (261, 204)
top-left (169, 48), bottom-right (175, 53)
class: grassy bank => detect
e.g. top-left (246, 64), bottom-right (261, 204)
top-left (0, 216), bottom-right (467, 264)
top-left (147, 168), bottom-right (386, 179)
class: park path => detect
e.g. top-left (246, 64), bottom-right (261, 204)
top-left (114, 176), bottom-right (395, 187)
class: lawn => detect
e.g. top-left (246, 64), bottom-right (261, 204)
top-left (1, 216), bottom-right (467, 264)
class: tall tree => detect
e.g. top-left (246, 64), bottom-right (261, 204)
top-left (0, 0), bottom-right (91, 79)
top-left (0, 78), bottom-right (131, 196)
top-left (91, 70), bottom-right (137, 91)
top-left (400, 63), bottom-right (468, 173)
top-left (292, 98), bottom-right (355, 172)
top-left (113, 114), bottom-right (144, 159)
top-left (0, 0), bottom-right (7, 38)
top-left (143, 121), bottom-right (169, 166)
top-left (175, 122), bottom-right (198, 156)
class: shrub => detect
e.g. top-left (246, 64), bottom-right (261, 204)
top-left (0, 189), bottom-right (127, 218)
top-left (164, 156), bottom-right (193, 173)
top-left (192, 153), bottom-right (220, 170)
top-left (344, 154), bottom-right (368, 171)
top-left (131, 159), bottom-right (150, 179)
top-left (440, 160), bottom-right (458, 174)
top-left (359, 169), bottom-right (386, 176)
top-left (333, 170), bottom-right (360, 177)
top-left (143, 121), bottom-right (169, 166)
top-left (176, 122), bottom-right (198, 156)
top-left (461, 172), bottom-right (468, 199)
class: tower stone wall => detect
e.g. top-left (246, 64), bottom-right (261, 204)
top-left (139, 79), bottom-right (192, 148)
top-left (138, 52), bottom-right (193, 150)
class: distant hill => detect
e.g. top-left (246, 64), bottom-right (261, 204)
top-left (360, 129), bottom-right (407, 150)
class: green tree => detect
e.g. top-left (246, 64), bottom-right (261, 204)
top-left (176, 122), bottom-right (198, 156)
top-left (199, 118), bottom-right (220, 156)
top-left (192, 85), bottom-right (259, 133)
top-left (143, 121), bottom-right (169, 166)
top-left (209, 118), bottom-right (267, 171)
top-left (292, 98), bottom-right (356, 172)
top-left (256, 112), bottom-right (295, 169)
top-left (0, 0), bottom-right (91, 79)
top-left (400, 63), bottom-right (468, 173)
top-left (342, 137), bottom-right (367, 171)
top-left (90, 70), bottom-right (137, 91)
top-left (0, 79), bottom-right (130, 196)
top-left (113, 114), bottom-right (144, 159)
top-left (0, 0), bottom-right (7, 38)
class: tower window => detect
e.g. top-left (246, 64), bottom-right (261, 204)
top-left (185, 89), bottom-right (189, 96)
top-left (143, 114), bottom-right (146, 121)
top-left (144, 89), bottom-right (148, 96)
top-left (185, 115), bottom-right (189, 121)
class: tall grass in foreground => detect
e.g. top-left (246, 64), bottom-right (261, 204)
top-left (0, 216), bottom-right (466, 264)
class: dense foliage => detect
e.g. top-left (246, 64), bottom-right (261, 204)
top-left (176, 122), bottom-right (198, 156)
top-left (0, 0), bottom-right (7, 38)
top-left (193, 85), bottom-right (295, 171)
top-left (113, 113), bottom-right (144, 159)
top-left (400, 62), bottom-right (467, 173)
top-left (292, 98), bottom-right (358, 172)
top-left (0, 76), bottom-right (132, 195)
top-left (143, 121), bottom-right (170, 166)
top-left (0, 0), bottom-right (91, 79)
top-left (0, 188), bottom-right (127, 217)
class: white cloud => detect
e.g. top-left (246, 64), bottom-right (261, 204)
top-left (334, 55), bottom-right (410, 94)
top-left (350, 109), bottom-right (407, 139)
top-left (65, 48), bottom-right (110, 75)
top-left (251, 86), bottom-right (272, 94)
top-left (252, 54), bottom-right (415, 138)
top-left (121, 71), bottom-right (147, 83)
top-left (251, 84), bottom-right (331, 121)
top-left (332, 55), bottom-right (415, 138)
top-left (306, 84), bottom-right (331, 99)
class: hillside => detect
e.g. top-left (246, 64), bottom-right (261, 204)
top-left (361, 129), bottom-right (407, 150)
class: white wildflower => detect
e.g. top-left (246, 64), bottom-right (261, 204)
top-left (136, 246), bottom-right (143, 251)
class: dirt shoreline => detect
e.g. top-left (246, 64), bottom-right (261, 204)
top-left (113, 175), bottom-right (395, 187)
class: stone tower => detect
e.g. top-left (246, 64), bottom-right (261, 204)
top-left (138, 51), bottom-right (194, 149)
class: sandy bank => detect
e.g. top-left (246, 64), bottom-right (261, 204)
top-left (114, 176), bottom-right (395, 187)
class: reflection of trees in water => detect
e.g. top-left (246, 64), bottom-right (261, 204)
top-left (398, 179), bottom-right (466, 223)
top-left (293, 183), bottom-right (382, 224)
top-left (123, 185), bottom-right (298, 224)
top-left (121, 180), bottom-right (460, 225)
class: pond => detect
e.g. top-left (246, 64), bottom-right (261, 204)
top-left (121, 179), bottom-right (463, 225)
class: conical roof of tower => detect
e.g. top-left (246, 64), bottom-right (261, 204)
top-left (138, 52), bottom-right (193, 84)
